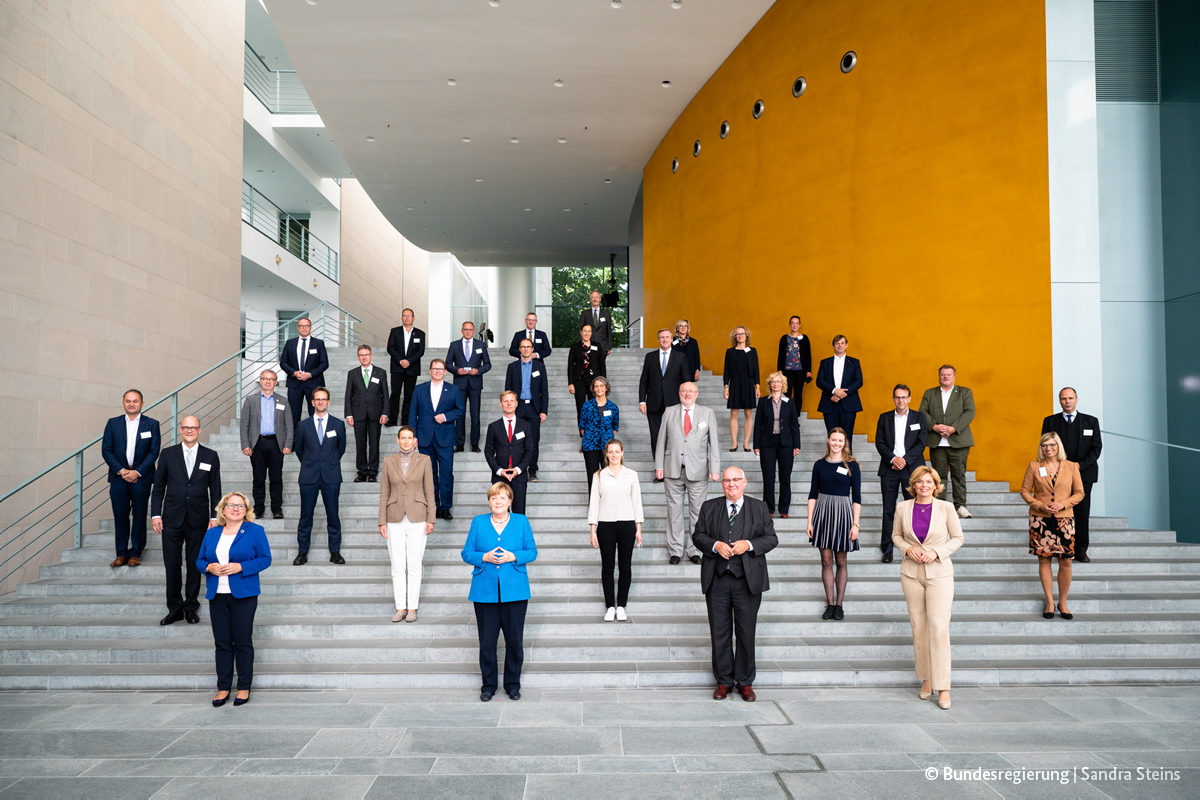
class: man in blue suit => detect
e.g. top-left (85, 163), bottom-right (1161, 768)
top-left (278, 317), bottom-right (330, 431)
top-left (815, 334), bottom-right (864, 442)
top-left (292, 387), bottom-right (347, 565)
top-left (504, 338), bottom-right (549, 481)
top-left (409, 359), bottom-right (465, 519)
top-left (507, 312), bottom-right (552, 361)
top-left (100, 389), bottom-right (161, 567)
top-left (445, 321), bottom-right (491, 453)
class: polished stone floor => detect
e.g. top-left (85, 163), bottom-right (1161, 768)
top-left (1, 684), bottom-right (1198, 798)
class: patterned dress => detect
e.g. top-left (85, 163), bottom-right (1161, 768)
top-left (1028, 469), bottom-right (1076, 558)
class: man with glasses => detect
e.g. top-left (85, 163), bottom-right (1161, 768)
top-left (655, 382), bottom-right (720, 565)
top-left (293, 387), bottom-right (347, 565)
top-left (874, 384), bottom-right (928, 563)
top-left (446, 321), bottom-right (491, 453)
top-left (504, 339), bottom-right (549, 481)
top-left (239, 370), bottom-right (293, 519)
top-left (279, 317), bottom-right (329, 430)
top-left (508, 312), bottom-right (552, 361)
top-left (386, 308), bottom-right (425, 427)
top-left (410, 359), bottom-right (465, 519)
top-left (151, 416), bottom-right (221, 625)
top-left (101, 389), bottom-right (161, 567)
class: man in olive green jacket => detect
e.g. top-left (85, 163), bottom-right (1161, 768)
top-left (918, 365), bottom-right (975, 518)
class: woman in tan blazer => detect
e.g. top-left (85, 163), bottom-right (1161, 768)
top-left (379, 426), bottom-right (437, 622)
top-left (892, 465), bottom-right (964, 710)
top-left (1020, 432), bottom-right (1085, 621)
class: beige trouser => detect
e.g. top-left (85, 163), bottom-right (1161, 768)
top-left (900, 564), bottom-right (955, 690)
top-left (386, 517), bottom-right (428, 609)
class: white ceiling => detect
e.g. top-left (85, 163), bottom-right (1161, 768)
top-left (261, 0), bottom-right (775, 267)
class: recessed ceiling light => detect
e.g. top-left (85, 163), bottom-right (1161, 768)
top-left (611, 0), bottom-right (621, 7)
top-left (256, 169), bottom-right (263, 172)
top-left (510, 137), bottom-right (519, 144)
top-left (305, 0), bottom-right (317, 5)
top-left (530, 228), bottom-right (536, 231)
top-left (557, 137), bottom-right (567, 144)
top-left (672, 0), bottom-right (682, 8)
top-left (524, 208), bottom-right (532, 212)
top-left (661, 80), bottom-right (671, 88)
top-left (567, 228), bottom-right (573, 232)
top-left (462, 137), bottom-right (471, 143)
top-left (366, 136), bottom-right (375, 142)
top-left (405, 207), bottom-right (414, 211)
top-left (604, 179), bottom-right (612, 183)
top-left (446, 78), bottom-right (457, 86)
top-left (563, 208), bottom-right (571, 212)
top-left (554, 79), bottom-right (564, 88)
top-left (475, 178), bottom-right (484, 182)
top-left (489, 0), bottom-right (500, 6)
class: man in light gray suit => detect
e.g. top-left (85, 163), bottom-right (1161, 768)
top-left (239, 369), bottom-right (294, 519)
top-left (655, 382), bottom-right (721, 565)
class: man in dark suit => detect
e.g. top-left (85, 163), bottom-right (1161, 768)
top-left (292, 387), bottom-right (347, 565)
top-left (1042, 387), bottom-right (1102, 562)
top-left (505, 338), bottom-right (549, 481)
top-left (484, 391), bottom-right (533, 514)
top-left (508, 312), bottom-right (552, 361)
top-left (385, 308), bottom-right (425, 427)
top-left (815, 334), bottom-right (864, 442)
top-left (409, 359), bottom-right (466, 519)
top-left (239, 369), bottom-right (293, 520)
top-left (345, 344), bottom-right (390, 483)
top-left (918, 365), bottom-right (976, 519)
top-left (445, 321), bottom-right (491, 453)
top-left (279, 317), bottom-right (329, 430)
top-left (874, 384), bottom-right (928, 563)
top-left (579, 291), bottom-right (613, 354)
top-left (100, 389), bottom-right (161, 567)
top-left (692, 466), bottom-right (779, 702)
top-left (639, 328), bottom-right (689, 476)
top-left (151, 416), bottom-right (221, 625)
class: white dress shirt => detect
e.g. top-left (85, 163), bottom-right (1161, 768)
top-left (124, 414), bottom-right (141, 468)
top-left (182, 442), bottom-right (199, 477)
top-left (297, 336), bottom-right (311, 367)
top-left (215, 533), bottom-right (234, 594)
top-left (893, 411), bottom-right (909, 459)
top-left (938, 387), bottom-right (953, 447)
top-left (832, 355), bottom-right (846, 388)
top-left (587, 467), bottom-right (645, 524)
top-left (430, 380), bottom-right (443, 410)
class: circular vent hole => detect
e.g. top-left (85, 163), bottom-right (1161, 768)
top-left (792, 77), bottom-right (807, 97)
top-left (752, 99), bottom-right (765, 119)
top-left (719, 120), bottom-right (730, 138)
top-left (693, 140), bottom-right (701, 157)
top-left (671, 157), bottom-right (679, 174)
top-left (841, 51), bottom-right (857, 73)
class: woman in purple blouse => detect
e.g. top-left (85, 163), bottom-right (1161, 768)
top-left (891, 466), bottom-right (964, 710)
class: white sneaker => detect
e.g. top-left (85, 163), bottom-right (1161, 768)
top-left (604, 607), bottom-right (616, 622)
top-left (615, 607), bottom-right (627, 621)
top-left (957, 506), bottom-right (972, 519)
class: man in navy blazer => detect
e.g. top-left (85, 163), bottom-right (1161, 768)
top-left (151, 416), bottom-right (221, 624)
top-left (874, 385), bottom-right (928, 563)
top-left (445, 321), bottom-right (491, 452)
top-left (409, 359), bottom-right (466, 519)
top-left (385, 308), bottom-right (425, 427)
top-left (100, 389), bottom-right (161, 567)
top-left (292, 387), bottom-right (347, 565)
top-left (279, 317), bottom-right (329, 430)
top-left (484, 392), bottom-right (534, 513)
top-left (1041, 387), bottom-right (1102, 562)
top-left (504, 338), bottom-right (550, 480)
top-left (815, 334), bottom-right (864, 442)
top-left (508, 312), bottom-right (552, 361)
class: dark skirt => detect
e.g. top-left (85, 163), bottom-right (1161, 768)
top-left (810, 493), bottom-right (859, 552)
top-left (1029, 514), bottom-right (1075, 559)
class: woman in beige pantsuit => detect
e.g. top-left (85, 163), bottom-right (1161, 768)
top-left (892, 465), bottom-right (964, 710)
top-left (379, 426), bottom-right (437, 623)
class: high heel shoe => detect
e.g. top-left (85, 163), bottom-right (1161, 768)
top-left (233, 692), bottom-right (251, 706)
top-left (729, 447), bottom-right (738, 452)
top-left (1042, 607), bottom-right (1055, 619)
top-left (919, 685), bottom-right (933, 700)
top-left (937, 693), bottom-right (952, 710)
top-left (1057, 603), bottom-right (1074, 621)
top-left (212, 692), bottom-right (230, 708)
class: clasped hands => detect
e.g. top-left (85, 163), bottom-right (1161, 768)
top-left (483, 547), bottom-right (516, 564)
top-left (714, 540), bottom-right (750, 559)
top-left (905, 549), bottom-right (937, 564)
top-left (932, 424), bottom-right (956, 437)
top-left (206, 562), bottom-right (243, 576)
top-left (499, 468), bottom-right (520, 481)
top-left (117, 468), bottom-right (139, 483)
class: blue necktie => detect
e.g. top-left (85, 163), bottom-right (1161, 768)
top-left (317, 417), bottom-right (325, 445)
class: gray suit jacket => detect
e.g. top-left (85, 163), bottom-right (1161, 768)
top-left (240, 391), bottom-right (295, 451)
top-left (655, 404), bottom-right (721, 482)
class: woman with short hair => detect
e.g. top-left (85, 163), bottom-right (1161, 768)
top-left (1021, 432), bottom-right (1085, 620)
top-left (723, 326), bottom-right (760, 451)
top-left (753, 371), bottom-right (801, 518)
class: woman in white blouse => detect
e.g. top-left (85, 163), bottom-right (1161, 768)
top-left (587, 439), bottom-right (644, 621)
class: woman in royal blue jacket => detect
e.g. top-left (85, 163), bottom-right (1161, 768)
top-left (461, 482), bottom-right (538, 702)
top-left (196, 491), bottom-right (272, 707)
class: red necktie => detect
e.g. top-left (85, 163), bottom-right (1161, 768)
top-left (683, 408), bottom-right (692, 435)
top-left (507, 420), bottom-right (513, 468)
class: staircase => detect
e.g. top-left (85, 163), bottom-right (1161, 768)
top-left (2, 346), bottom-right (1199, 690)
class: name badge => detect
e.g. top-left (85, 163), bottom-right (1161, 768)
top-left (371, 377), bottom-right (380, 384)
top-left (140, 431), bottom-right (151, 439)
top-left (326, 430), bottom-right (337, 438)
top-left (603, 409), bottom-right (612, 417)
top-left (532, 371), bottom-right (541, 377)
top-left (837, 466), bottom-right (850, 476)
top-left (599, 316), bottom-right (607, 322)
top-left (782, 397), bottom-right (790, 403)
top-left (276, 403), bottom-right (285, 411)
top-left (515, 431), bottom-right (525, 440)
top-left (1039, 467), bottom-right (1048, 477)
top-left (198, 463), bottom-right (212, 472)
top-left (910, 423), bottom-right (921, 431)
top-left (589, 345), bottom-right (598, 351)
top-left (413, 337), bottom-right (421, 343)
top-left (1083, 429), bottom-right (1093, 436)
top-left (535, 338), bottom-right (542, 343)
top-left (698, 421), bottom-right (707, 429)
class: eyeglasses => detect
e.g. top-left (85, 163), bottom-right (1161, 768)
top-left (225, 503), bottom-right (246, 510)
top-left (181, 426), bottom-right (200, 431)
top-left (430, 367), bottom-right (445, 372)
top-left (721, 478), bottom-right (746, 484)
top-left (261, 377), bottom-right (277, 382)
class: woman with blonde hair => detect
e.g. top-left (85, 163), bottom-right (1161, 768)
top-left (753, 371), bottom-right (801, 517)
top-left (806, 428), bottom-right (861, 620)
top-left (892, 466), bottom-right (964, 709)
top-left (1021, 431), bottom-right (1085, 619)
top-left (723, 326), bottom-right (759, 451)
top-left (672, 319), bottom-right (701, 382)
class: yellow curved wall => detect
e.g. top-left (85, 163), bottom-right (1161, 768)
top-left (643, 0), bottom-right (1051, 489)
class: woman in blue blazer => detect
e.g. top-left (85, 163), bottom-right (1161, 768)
top-left (461, 482), bottom-right (538, 702)
top-left (196, 491), bottom-right (272, 707)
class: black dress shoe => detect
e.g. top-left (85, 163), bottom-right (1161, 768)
top-left (481, 690), bottom-right (495, 702)
top-left (689, 555), bottom-right (702, 565)
top-left (293, 552), bottom-right (308, 566)
top-left (471, 444), bottom-right (481, 453)
top-left (454, 445), bottom-right (465, 453)
top-left (442, 510), bottom-right (453, 520)
top-left (186, 612), bottom-right (200, 624)
top-left (1076, 553), bottom-right (1091, 563)
top-left (669, 556), bottom-right (681, 565)
top-left (159, 610), bottom-right (184, 626)
top-left (354, 475), bottom-right (366, 483)
top-left (253, 509), bottom-right (265, 519)
top-left (273, 511), bottom-right (284, 520)
top-left (881, 553), bottom-right (893, 563)
top-left (212, 693), bottom-right (229, 707)
top-left (507, 688), bottom-right (521, 701)
top-left (367, 475), bottom-right (377, 483)
top-left (233, 693), bottom-right (250, 706)
top-left (330, 552), bottom-right (346, 565)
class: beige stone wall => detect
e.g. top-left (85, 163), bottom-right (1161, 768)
top-left (0, 0), bottom-right (245, 591)
top-left (338, 178), bottom-right (430, 347)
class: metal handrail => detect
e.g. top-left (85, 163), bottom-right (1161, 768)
top-left (0, 302), bottom-right (361, 587)
top-left (244, 42), bottom-right (317, 114)
top-left (627, 316), bottom-right (644, 349)
top-left (242, 181), bottom-right (340, 282)
top-left (1102, 431), bottom-right (1200, 453)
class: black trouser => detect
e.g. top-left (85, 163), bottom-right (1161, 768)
top-left (782, 370), bottom-right (807, 410)
top-left (706, 570), bottom-right (762, 688)
top-left (456, 385), bottom-right (482, 447)
top-left (110, 478), bottom-right (151, 558)
top-left (496, 475), bottom-right (528, 515)
top-left (474, 599), bottom-right (527, 693)
top-left (822, 406), bottom-right (857, 443)
top-left (1076, 482), bottom-right (1095, 556)
top-left (209, 593), bottom-right (258, 692)
top-left (572, 380), bottom-right (596, 424)
top-left (353, 416), bottom-right (383, 477)
top-left (389, 371), bottom-right (418, 425)
top-left (286, 382), bottom-right (316, 430)
top-left (758, 433), bottom-right (795, 515)
top-left (583, 450), bottom-right (605, 494)
top-left (250, 435), bottom-right (284, 516)
top-left (647, 409), bottom-right (666, 461)
top-left (515, 401), bottom-right (541, 474)
top-left (879, 464), bottom-right (917, 555)
top-left (163, 524), bottom-right (205, 614)
top-left (597, 520), bottom-right (636, 608)
top-left (297, 482), bottom-right (341, 553)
